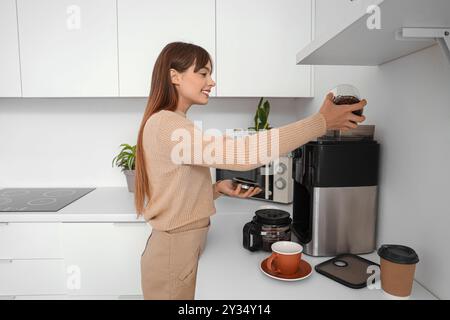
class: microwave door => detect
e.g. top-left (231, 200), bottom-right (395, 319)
top-left (260, 164), bottom-right (270, 200)
top-left (215, 167), bottom-right (272, 200)
top-left (258, 164), bottom-right (273, 201)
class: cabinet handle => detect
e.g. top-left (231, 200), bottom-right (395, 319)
top-left (0, 259), bottom-right (13, 263)
top-left (118, 295), bottom-right (143, 300)
top-left (113, 222), bottom-right (145, 227)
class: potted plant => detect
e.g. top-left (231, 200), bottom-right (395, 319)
top-left (248, 98), bottom-right (272, 177)
top-left (248, 97), bottom-right (272, 132)
top-left (112, 143), bottom-right (136, 192)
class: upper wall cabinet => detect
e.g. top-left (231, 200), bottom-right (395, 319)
top-left (0, 0), bottom-right (22, 97)
top-left (314, 0), bottom-right (369, 40)
top-left (17, 0), bottom-right (118, 97)
top-left (118, 0), bottom-right (216, 97)
top-left (297, 0), bottom-right (450, 66)
top-left (216, 0), bottom-right (313, 97)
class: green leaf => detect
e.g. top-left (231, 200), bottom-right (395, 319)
top-left (115, 154), bottom-right (128, 162)
top-left (258, 108), bottom-right (267, 125)
top-left (257, 97), bottom-right (264, 110)
top-left (112, 143), bottom-right (136, 169)
top-left (263, 100), bottom-right (270, 115)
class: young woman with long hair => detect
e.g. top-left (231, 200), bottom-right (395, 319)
top-left (135, 42), bottom-right (367, 300)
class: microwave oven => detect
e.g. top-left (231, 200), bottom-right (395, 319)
top-left (215, 155), bottom-right (293, 204)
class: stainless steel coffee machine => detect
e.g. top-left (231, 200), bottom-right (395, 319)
top-left (291, 126), bottom-right (380, 257)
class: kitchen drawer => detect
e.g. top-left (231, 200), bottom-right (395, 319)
top-left (62, 222), bottom-right (151, 296)
top-left (0, 222), bottom-right (63, 259)
top-left (0, 259), bottom-right (66, 296)
top-left (10, 295), bottom-right (66, 300)
top-left (4, 295), bottom-right (143, 300)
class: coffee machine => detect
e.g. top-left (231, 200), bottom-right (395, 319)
top-left (291, 127), bottom-right (380, 257)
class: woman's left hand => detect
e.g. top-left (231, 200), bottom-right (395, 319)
top-left (215, 179), bottom-right (262, 198)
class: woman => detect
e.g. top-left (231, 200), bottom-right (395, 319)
top-left (135, 42), bottom-right (366, 300)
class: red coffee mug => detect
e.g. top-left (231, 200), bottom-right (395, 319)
top-left (266, 241), bottom-right (303, 275)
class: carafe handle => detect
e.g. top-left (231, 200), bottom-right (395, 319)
top-left (243, 221), bottom-right (262, 252)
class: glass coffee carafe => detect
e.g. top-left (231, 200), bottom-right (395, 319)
top-left (331, 84), bottom-right (363, 116)
top-left (328, 84), bottom-right (364, 139)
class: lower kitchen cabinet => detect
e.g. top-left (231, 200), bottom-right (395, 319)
top-left (62, 222), bottom-right (151, 296)
top-left (11, 295), bottom-right (143, 300)
top-left (0, 223), bottom-right (63, 259)
top-left (0, 220), bottom-right (150, 297)
top-left (3, 295), bottom-right (65, 300)
top-left (0, 259), bottom-right (66, 296)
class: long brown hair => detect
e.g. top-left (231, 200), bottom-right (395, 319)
top-left (134, 42), bottom-right (213, 217)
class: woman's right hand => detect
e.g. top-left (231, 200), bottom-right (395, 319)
top-left (215, 180), bottom-right (262, 199)
top-left (319, 92), bottom-right (367, 131)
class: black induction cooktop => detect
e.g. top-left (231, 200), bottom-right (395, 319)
top-left (0, 188), bottom-right (95, 212)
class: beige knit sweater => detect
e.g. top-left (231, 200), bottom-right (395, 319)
top-left (142, 109), bottom-right (327, 231)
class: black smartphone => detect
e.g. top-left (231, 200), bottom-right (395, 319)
top-left (232, 177), bottom-right (260, 190)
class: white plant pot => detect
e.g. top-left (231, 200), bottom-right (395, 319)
top-left (123, 169), bottom-right (135, 193)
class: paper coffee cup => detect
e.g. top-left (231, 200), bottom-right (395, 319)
top-left (378, 244), bottom-right (419, 298)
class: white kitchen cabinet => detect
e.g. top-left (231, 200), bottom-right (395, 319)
top-left (17, 0), bottom-right (118, 97)
top-left (0, 0), bottom-right (22, 97)
top-left (0, 259), bottom-right (66, 296)
top-left (62, 222), bottom-right (151, 296)
top-left (13, 295), bottom-right (143, 300)
top-left (118, 0), bottom-right (216, 97)
top-left (216, 0), bottom-right (313, 97)
top-left (9, 295), bottom-right (66, 300)
top-left (298, 0), bottom-right (450, 66)
top-left (0, 223), bottom-right (63, 259)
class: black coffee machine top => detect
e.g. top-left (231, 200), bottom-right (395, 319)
top-left (243, 209), bottom-right (292, 252)
top-left (292, 140), bottom-right (380, 188)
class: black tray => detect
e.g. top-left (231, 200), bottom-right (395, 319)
top-left (314, 254), bottom-right (379, 289)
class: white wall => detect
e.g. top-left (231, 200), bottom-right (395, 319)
top-left (297, 44), bottom-right (450, 299)
top-left (0, 97), bottom-right (301, 187)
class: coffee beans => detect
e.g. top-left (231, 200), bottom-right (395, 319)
top-left (333, 95), bottom-right (363, 116)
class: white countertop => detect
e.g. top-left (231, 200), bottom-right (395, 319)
top-left (0, 187), bottom-right (144, 223)
top-left (0, 187), bottom-right (292, 223)
top-left (196, 214), bottom-right (437, 300)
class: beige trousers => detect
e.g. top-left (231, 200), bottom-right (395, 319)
top-left (140, 218), bottom-right (210, 300)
